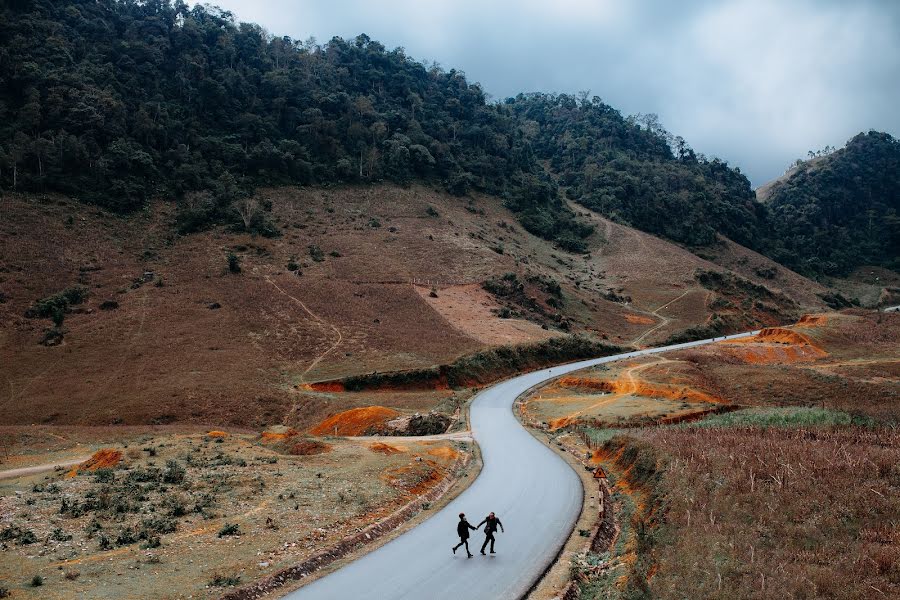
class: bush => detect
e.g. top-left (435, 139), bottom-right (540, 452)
top-left (308, 245), bottom-right (325, 262)
top-left (94, 468), bottom-right (116, 483)
top-left (209, 573), bottom-right (242, 587)
top-left (217, 522), bottom-right (240, 537)
top-left (18, 529), bottom-right (38, 545)
top-left (31, 575), bottom-right (43, 587)
top-left (162, 460), bottom-right (186, 484)
top-left (227, 253), bottom-right (241, 274)
top-left (25, 286), bottom-right (89, 319)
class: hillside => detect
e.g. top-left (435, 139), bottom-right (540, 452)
top-left (759, 131), bottom-right (900, 277)
top-left (4, 0), bottom-right (894, 283)
top-left (0, 186), bottom-right (821, 428)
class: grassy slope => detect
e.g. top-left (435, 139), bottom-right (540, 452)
top-left (1, 185), bottom-right (823, 428)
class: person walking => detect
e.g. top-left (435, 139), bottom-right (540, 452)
top-left (452, 512), bottom-right (476, 558)
top-left (476, 512), bottom-right (504, 555)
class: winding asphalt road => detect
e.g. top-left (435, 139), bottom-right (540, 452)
top-left (286, 330), bottom-right (761, 600)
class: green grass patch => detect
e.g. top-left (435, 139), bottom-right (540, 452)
top-left (687, 406), bottom-right (864, 429)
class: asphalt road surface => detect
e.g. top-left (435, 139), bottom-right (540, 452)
top-left (287, 331), bottom-right (759, 600)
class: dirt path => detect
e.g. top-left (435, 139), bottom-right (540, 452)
top-left (265, 275), bottom-right (344, 424)
top-left (632, 289), bottom-right (693, 346)
top-left (356, 431), bottom-right (473, 443)
top-left (0, 456), bottom-right (91, 481)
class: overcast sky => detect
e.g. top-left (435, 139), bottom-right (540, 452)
top-left (191, 0), bottom-right (900, 186)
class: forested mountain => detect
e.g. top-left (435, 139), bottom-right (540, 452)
top-left (508, 94), bottom-right (764, 248)
top-left (0, 0), bottom-right (896, 276)
top-left (761, 131), bottom-right (900, 276)
top-left (0, 0), bottom-right (587, 245)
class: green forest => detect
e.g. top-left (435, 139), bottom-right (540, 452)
top-left (1, 0), bottom-right (897, 276)
top-left (763, 132), bottom-right (900, 275)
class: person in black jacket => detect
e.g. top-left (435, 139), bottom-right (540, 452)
top-left (452, 512), bottom-right (476, 558)
top-left (477, 512), bottom-right (504, 555)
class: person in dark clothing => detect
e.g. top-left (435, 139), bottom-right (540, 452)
top-left (476, 512), bottom-right (504, 555)
top-left (452, 512), bottom-right (477, 558)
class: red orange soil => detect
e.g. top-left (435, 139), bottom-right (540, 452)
top-left (260, 428), bottom-right (300, 442)
top-left (624, 314), bottom-right (655, 325)
top-left (309, 406), bottom-right (401, 436)
top-left (289, 439), bottom-right (332, 455)
top-left (369, 442), bottom-right (405, 455)
top-left (722, 326), bottom-right (827, 364)
top-left (67, 448), bottom-right (121, 476)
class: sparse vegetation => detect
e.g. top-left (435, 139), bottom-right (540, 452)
top-left (340, 336), bottom-right (621, 391)
top-left (25, 286), bottom-right (88, 319)
top-left (227, 253), bottom-right (241, 274)
top-left (217, 522), bottom-right (240, 538)
top-left (308, 245), bottom-right (325, 262)
top-left (209, 573), bottom-right (242, 587)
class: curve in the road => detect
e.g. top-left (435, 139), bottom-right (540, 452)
top-left (286, 331), bottom-right (759, 600)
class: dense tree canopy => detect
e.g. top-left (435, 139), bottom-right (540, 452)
top-left (762, 131), bottom-right (900, 276)
top-left (0, 0), bottom-right (584, 244)
top-left (507, 93), bottom-right (764, 248)
top-left (1, 0), bottom-right (896, 275)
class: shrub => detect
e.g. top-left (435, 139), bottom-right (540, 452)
top-left (31, 575), bottom-right (43, 587)
top-left (141, 516), bottom-right (177, 536)
top-left (116, 527), bottom-right (138, 546)
top-left (162, 460), bottom-right (186, 484)
top-left (94, 468), bottom-right (116, 483)
top-left (25, 286), bottom-right (89, 319)
top-left (18, 529), bottom-right (38, 545)
top-left (308, 245), bottom-right (325, 262)
top-left (40, 327), bottom-right (65, 346)
top-left (209, 573), bottom-right (242, 587)
top-left (426, 206), bottom-right (439, 217)
top-left (217, 522), bottom-right (240, 537)
top-left (227, 253), bottom-right (241, 274)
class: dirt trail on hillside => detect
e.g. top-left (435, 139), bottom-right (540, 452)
top-left (0, 456), bottom-right (91, 480)
top-left (632, 290), bottom-right (695, 345)
top-left (265, 275), bottom-right (344, 424)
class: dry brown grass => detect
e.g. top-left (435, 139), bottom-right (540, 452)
top-left (0, 185), bottom-right (825, 431)
top-left (644, 426), bottom-right (900, 599)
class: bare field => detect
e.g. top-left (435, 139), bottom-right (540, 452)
top-left (0, 429), bottom-right (472, 599)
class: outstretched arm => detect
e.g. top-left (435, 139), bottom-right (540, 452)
top-left (468, 523), bottom-right (477, 531)
top-left (476, 518), bottom-right (487, 530)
